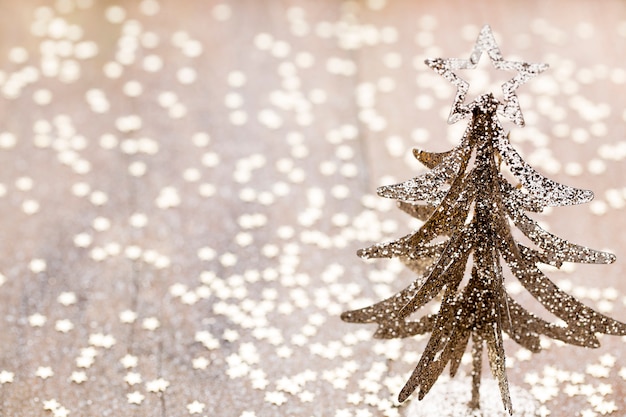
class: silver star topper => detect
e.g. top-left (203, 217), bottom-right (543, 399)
top-left (426, 25), bottom-right (548, 126)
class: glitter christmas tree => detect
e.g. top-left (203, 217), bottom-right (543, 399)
top-left (341, 25), bottom-right (626, 414)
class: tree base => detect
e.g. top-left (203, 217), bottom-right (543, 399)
top-left (404, 376), bottom-right (539, 417)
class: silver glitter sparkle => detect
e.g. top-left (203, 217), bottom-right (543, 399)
top-left (426, 25), bottom-right (547, 126)
top-left (342, 26), bottom-right (625, 416)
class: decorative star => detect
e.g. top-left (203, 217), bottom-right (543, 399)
top-left (426, 24), bottom-right (547, 126)
top-left (580, 409), bottom-right (597, 417)
top-left (43, 399), bottom-right (60, 411)
top-left (127, 391), bottom-right (145, 405)
top-left (28, 313), bottom-right (47, 327)
top-left (57, 291), bottom-right (77, 306)
top-left (186, 400), bottom-right (206, 414)
top-left (53, 406), bottom-right (70, 417)
top-left (347, 392), bottom-right (363, 405)
top-left (142, 317), bottom-right (160, 331)
top-left (89, 333), bottom-right (116, 348)
top-left (252, 377), bottom-right (269, 390)
top-left (54, 319), bottom-right (74, 333)
top-left (355, 410), bottom-right (373, 417)
top-left (192, 356), bottom-right (210, 370)
top-left (76, 355), bottom-right (95, 369)
top-left (124, 372), bottom-right (142, 386)
top-left (120, 354), bottom-right (138, 369)
top-left (0, 370), bottom-right (14, 384)
top-left (70, 371), bottom-right (88, 384)
top-left (298, 391), bottom-right (315, 403)
top-left (146, 378), bottom-right (170, 393)
top-left (276, 345), bottom-right (292, 358)
top-left (119, 309), bottom-right (138, 324)
top-left (264, 391), bottom-right (288, 406)
top-left (80, 347), bottom-right (98, 358)
top-left (181, 291), bottom-right (199, 305)
top-left (35, 366), bottom-right (54, 380)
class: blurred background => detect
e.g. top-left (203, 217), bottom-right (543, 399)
top-left (0, 1), bottom-right (625, 416)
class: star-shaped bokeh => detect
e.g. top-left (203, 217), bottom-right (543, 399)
top-left (426, 24), bottom-right (548, 126)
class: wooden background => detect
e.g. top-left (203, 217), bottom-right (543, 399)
top-left (0, 1), bottom-right (625, 416)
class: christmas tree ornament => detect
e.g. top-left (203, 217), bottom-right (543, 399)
top-left (342, 25), bottom-right (626, 414)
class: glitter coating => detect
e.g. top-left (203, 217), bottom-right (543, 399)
top-left (341, 25), bottom-right (626, 415)
top-left (425, 24), bottom-right (548, 126)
